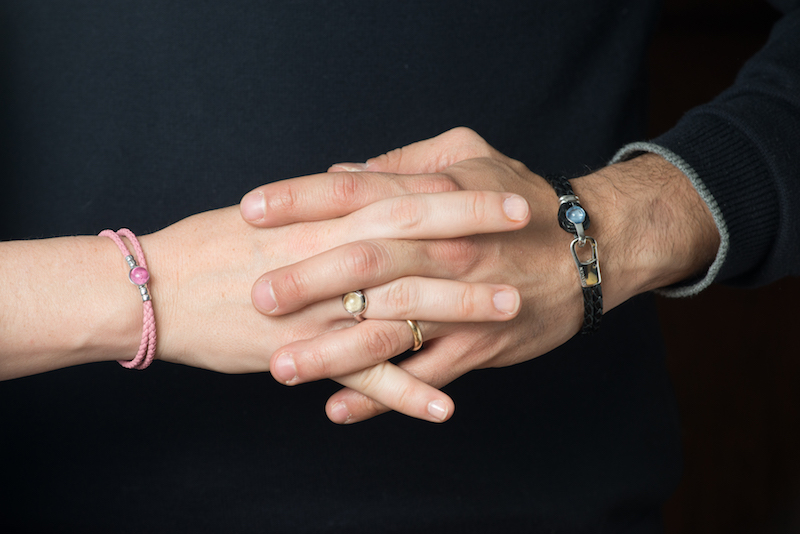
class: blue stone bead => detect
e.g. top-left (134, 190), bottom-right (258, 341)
top-left (566, 206), bottom-right (586, 224)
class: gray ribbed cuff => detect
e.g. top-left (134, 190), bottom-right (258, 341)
top-left (610, 142), bottom-right (729, 298)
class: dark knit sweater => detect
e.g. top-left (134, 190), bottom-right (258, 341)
top-left (655, 7), bottom-right (800, 286)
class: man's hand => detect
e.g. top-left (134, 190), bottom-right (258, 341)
top-left (151, 189), bottom-right (528, 422)
top-left (241, 127), bottom-right (720, 424)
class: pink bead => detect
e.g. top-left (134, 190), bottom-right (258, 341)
top-left (129, 266), bottom-right (150, 285)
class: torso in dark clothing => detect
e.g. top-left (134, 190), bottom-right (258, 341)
top-left (0, 2), bottom-right (680, 532)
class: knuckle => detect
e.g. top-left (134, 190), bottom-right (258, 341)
top-left (389, 195), bottom-right (423, 231)
top-left (455, 285), bottom-right (477, 318)
top-left (448, 127), bottom-right (491, 157)
top-left (506, 157), bottom-right (531, 175)
top-left (330, 172), bottom-right (363, 208)
top-left (357, 362), bottom-right (389, 392)
top-left (390, 384), bottom-right (413, 411)
top-left (385, 280), bottom-right (417, 317)
top-left (369, 147), bottom-right (404, 172)
top-left (277, 268), bottom-right (311, 303)
top-left (266, 182), bottom-right (298, 213)
top-left (302, 347), bottom-right (333, 379)
top-left (384, 147), bottom-right (405, 169)
top-left (465, 191), bottom-right (491, 226)
top-left (448, 126), bottom-right (478, 143)
top-left (427, 238), bottom-right (479, 276)
top-left (343, 241), bottom-right (390, 280)
top-left (430, 173), bottom-right (461, 192)
top-left (405, 173), bottom-right (460, 194)
top-left (360, 324), bottom-right (403, 359)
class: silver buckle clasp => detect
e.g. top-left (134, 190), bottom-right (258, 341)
top-left (570, 236), bottom-right (601, 288)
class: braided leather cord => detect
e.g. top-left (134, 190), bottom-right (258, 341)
top-left (546, 175), bottom-right (574, 197)
top-left (99, 228), bottom-right (157, 369)
top-left (545, 175), bottom-right (602, 335)
top-left (582, 285), bottom-right (603, 333)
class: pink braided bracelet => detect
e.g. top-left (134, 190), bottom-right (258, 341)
top-left (99, 228), bottom-right (157, 370)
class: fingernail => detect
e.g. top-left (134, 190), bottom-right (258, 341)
top-left (427, 400), bottom-right (449, 422)
top-left (253, 280), bottom-right (278, 313)
top-left (332, 163), bottom-right (368, 172)
top-left (241, 190), bottom-right (265, 221)
top-left (503, 195), bottom-right (529, 221)
top-left (493, 289), bottom-right (520, 315)
top-left (273, 353), bottom-right (297, 384)
top-left (330, 401), bottom-right (353, 424)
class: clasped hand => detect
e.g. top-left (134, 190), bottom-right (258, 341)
top-left (239, 128), bottom-right (622, 424)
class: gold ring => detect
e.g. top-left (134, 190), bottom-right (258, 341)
top-left (406, 320), bottom-right (423, 351)
top-left (343, 290), bottom-right (367, 321)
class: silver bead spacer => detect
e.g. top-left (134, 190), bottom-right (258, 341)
top-left (139, 285), bottom-right (151, 302)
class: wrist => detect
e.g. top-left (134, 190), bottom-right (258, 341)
top-left (136, 230), bottom-right (176, 363)
top-left (571, 153), bottom-right (720, 309)
top-left (74, 236), bottom-right (144, 363)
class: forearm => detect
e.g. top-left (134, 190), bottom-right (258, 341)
top-left (0, 204), bottom-right (414, 381)
top-left (0, 236), bottom-right (141, 379)
top-left (571, 152), bottom-right (721, 309)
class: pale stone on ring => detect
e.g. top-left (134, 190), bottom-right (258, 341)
top-left (343, 290), bottom-right (367, 321)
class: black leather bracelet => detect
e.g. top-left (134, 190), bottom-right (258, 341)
top-left (545, 175), bottom-right (603, 335)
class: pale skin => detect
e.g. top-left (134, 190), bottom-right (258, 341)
top-left (241, 127), bottom-right (721, 424)
top-left (1, 172), bottom-right (534, 422)
top-left (2, 127), bottom-right (719, 425)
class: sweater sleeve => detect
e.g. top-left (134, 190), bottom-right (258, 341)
top-left (616, 3), bottom-right (800, 293)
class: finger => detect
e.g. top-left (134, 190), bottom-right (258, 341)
top-left (272, 320), bottom-right (456, 423)
top-left (345, 278), bottom-right (521, 322)
top-left (254, 236), bottom-right (517, 317)
top-left (332, 361), bottom-right (455, 424)
top-left (332, 127), bottom-right (500, 175)
top-left (251, 190), bottom-right (530, 315)
top-left (326, 392), bottom-right (391, 423)
top-left (340, 190), bottom-right (530, 243)
top-left (270, 319), bottom-right (446, 386)
top-left (326, 333), bottom-right (475, 424)
top-left (240, 171), bottom-right (459, 227)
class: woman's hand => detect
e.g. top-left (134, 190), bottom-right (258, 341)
top-left (240, 127), bottom-right (720, 423)
top-left (2, 173), bottom-right (529, 422)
